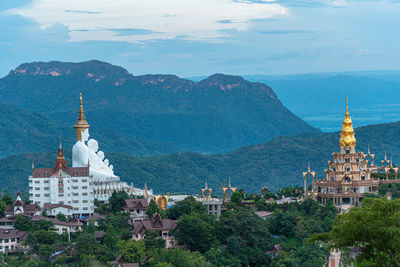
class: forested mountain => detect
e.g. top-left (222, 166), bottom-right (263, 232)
top-left (0, 104), bottom-right (178, 158)
top-left (3, 120), bottom-right (400, 194)
top-left (0, 60), bottom-right (316, 155)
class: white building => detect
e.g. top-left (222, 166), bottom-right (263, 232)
top-left (29, 143), bottom-right (94, 217)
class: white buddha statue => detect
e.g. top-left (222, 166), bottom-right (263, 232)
top-left (72, 128), bottom-right (116, 179)
top-left (72, 129), bottom-right (90, 168)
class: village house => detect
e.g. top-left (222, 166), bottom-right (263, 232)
top-left (0, 229), bottom-right (28, 254)
top-left (123, 199), bottom-right (148, 223)
top-left (132, 213), bottom-right (177, 248)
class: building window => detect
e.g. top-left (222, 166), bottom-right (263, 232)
top-left (82, 193), bottom-right (87, 196)
top-left (44, 180), bottom-right (49, 183)
top-left (356, 158), bottom-right (359, 162)
top-left (345, 158), bottom-right (350, 163)
top-left (44, 194), bottom-right (49, 197)
top-left (361, 176), bottom-right (366, 181)
top-left (44, 187), bottom-right (49, 190)
top-left (34, 180), bottom-right (40, 184)
top-left (346, 149), bottom-right (350, 154)
top-left (35, 194), bottom-right (40, 197)
top-left (82, 179), bottom-right (87, 182)
top-left (11, 238), bottom-right (15, 242)
top-left (82, 186), bottom-right (87, 189)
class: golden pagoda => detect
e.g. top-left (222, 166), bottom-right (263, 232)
top-left (73, 93), bottom-right (90, 141)
top-left (309, 97), bottom-right (380, 210)
top-left (339, 97), bottom-right (356, 149)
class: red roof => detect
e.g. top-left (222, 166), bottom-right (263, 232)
top-left (123, 199), bottom-right (148, 211)
top-left (32, 145), bottom-right (89, 177)
top-left (132, 214), bottom-right (177, 236)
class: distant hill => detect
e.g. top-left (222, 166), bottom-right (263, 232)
top-left (0, 60), bottom-right (317, 155)
top-left (0, 103), bottom-right (179, 158)
top-left (3, 120), bottom-right (400, 194)
top-left (244, 73), bottom-right (400, 132)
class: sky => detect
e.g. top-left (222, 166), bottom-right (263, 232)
top-left (1, 0), bottom-right (400, 77)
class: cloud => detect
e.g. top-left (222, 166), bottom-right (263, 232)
top-left (8, 0), bottom-right (287, 42)
top-left (110, 28), bottom-right (159, 36)
top-left (258, 30), bottom-right (314, 34)
top-left (64, 9), bottom-right (102, 14)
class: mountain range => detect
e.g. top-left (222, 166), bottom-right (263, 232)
top-left (0, 60), bottom-right (316, 156)
top-left (2, 119), bottom-right (400, 194)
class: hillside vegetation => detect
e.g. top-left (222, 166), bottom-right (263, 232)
top-left (3, 120), bottom-right (400, 194)
top-left (0, 60), bottom-right (316, 154)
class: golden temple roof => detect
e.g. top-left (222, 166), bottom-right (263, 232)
top-left (339, 97), bottom-right (356, 148)
top-left (73, 93), bottom-right (90, 141)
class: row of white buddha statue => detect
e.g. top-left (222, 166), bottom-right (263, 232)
top-left (72, 129), bottom-right (116, 181)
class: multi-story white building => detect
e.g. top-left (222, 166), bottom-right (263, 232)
top-left (29, 143), bottom-right (94, 217)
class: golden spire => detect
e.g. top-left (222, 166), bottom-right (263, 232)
top-left (339, 97), bottom-right (356, 148)
top-left (73, 93), bottom-right (90, 141)
top-left (144, 183), bottom-right (148, 200)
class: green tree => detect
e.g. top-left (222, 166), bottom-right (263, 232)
top-left (147, 199), bottom-right (161, 218)
top-left (148, 248), bottom-right (208, 267)
top-left (24, 258), bottom-right (40, 267)
top-left (175, 213), bottom-right (217, 253)
top-left (38, 244), bottom-right (53, 261)
top-left (76, 232), bottom-right (98, 256)
top-left (13, 215), bottom-right (33, 231)
top-left (0, 201), bottom-right (5, 217)
top-left (166, 197), bottom-right (206, 220)
top-left (310, 197), bottom-right (400, 266)
top-left (204, 247), bottom-right (241, 267)
top-left (34, 230), bottom-right (59, 245)
top-left (1, 194), bottom-right (13, 205)
top-left (56, 213), bottom-right (67, 222)
top-left (103, 225), bottom-right (119, 251)
top-left (109, 191), bottom-right (129, 213)
top-left (144, 230), bottom-right (166, 251)
top-left (230, 191), bottom-right (243, 206)
top-left (117, 239), bottom-right (146, 263)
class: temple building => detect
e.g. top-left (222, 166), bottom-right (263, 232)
top-left (71, 94), bottom-right (152, 202)
top-left (307, 98), bottom-right (381, 210)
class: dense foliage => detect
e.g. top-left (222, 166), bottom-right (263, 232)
top-left (311, 197), bottom-right (400, 266)
top-left (0, 60), bottom-right (316, 157)
top-left (4, 116), bottom-right (400, 194)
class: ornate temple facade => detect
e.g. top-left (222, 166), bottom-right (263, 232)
top-left (306, 98), bottom-right (382, 210)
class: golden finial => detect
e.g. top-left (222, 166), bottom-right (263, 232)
top-left (339, 97), bottom-right (356, 148)
top-left (73, 93), bottom-right (90, 141)
top-left (144, 182), bottom-right (148, 200)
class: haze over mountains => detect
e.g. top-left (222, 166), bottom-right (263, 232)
top-left (245, 72), bottom-right (400, 131)
top-left (0, 60), bottom-right (316, 156)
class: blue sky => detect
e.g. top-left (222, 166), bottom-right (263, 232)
top-left (1, 0), bottom-right (400, 77)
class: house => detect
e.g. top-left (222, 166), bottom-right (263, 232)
top-left (255, 211), bottom-right (273, 220)
top-left (84, 213), bottom-right (106, 227)
top-left (132, 213), bottom-right (178, 248)
top-left (31, 216), bottom-right (83, 235)
top-left (0, 217), bottom-right (15, 230)
top-left (123, 199), bottom-right (148, 223)
top-left (4, 193), bottom-right (41, 217)
top-left (94, 230), bottom-right (105, 241)
top-left (111, 254), bottom-right (139, 267)
top-left (0, 229), bottom-right (28, 254)
top-left (43, 203), bottom-right (73, 217)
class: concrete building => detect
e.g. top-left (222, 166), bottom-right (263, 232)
top-left (29, 143), bottom-right (94, 217)
top-left (0, 229), bottom-right (28, 254)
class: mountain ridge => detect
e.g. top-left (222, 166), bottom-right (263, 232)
top-left (0, 60), bottom-right (317, 154)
